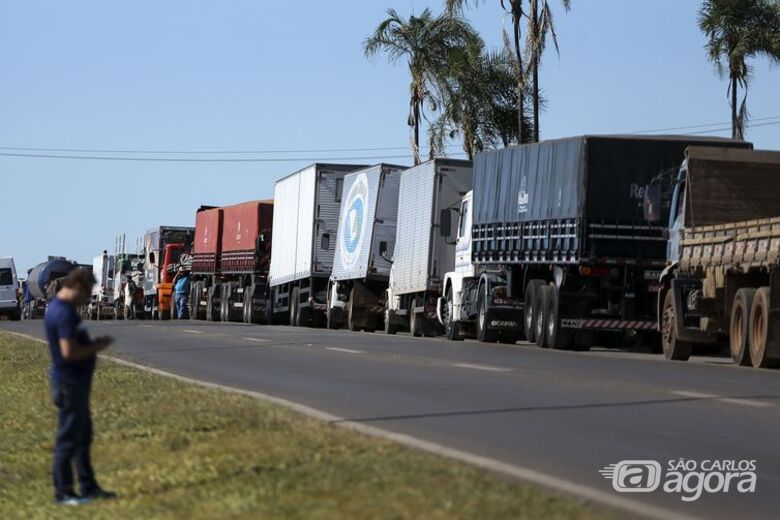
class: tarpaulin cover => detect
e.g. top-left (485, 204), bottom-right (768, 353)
top-left (220, 200), bottom-right (273, 253)
top-left (474, 135), bottom-right (751, 227)
top-left (686, 147), bottom-right (780, 227)
top-left (194, 208), bottom-right (223, 255)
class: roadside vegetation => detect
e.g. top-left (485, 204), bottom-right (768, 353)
top-left (0, 332), bottom-right (606, 519)
top-left (365, 0), bottom-right (780, 158)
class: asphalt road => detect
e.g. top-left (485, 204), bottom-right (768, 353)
top-left (3, 319), bottom-right (779, 519)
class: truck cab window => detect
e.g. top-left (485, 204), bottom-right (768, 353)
top-left (458, 200), bottom-right (469, 238)
top-left (335, 179), bottom-right (344, 203)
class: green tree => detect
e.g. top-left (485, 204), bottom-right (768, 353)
top-left (699, 0), bottom-right (780, 140)
top-left (431, 48), bottom-right (530, 158)
top-left (526, 0), bottom-right (571, 142)
top-left (446, 0), bottom-right (533, 143)
top-left (363, 8), bottom-right (480, 164)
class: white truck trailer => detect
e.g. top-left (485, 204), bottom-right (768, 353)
top-left (384, 159), bottom-right (473, 336)
top-left (269, 163), bottom-right (366, 327)
top-left (327, 164), bottom-right (406, 331)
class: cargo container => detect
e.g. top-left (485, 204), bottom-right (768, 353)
top-left (385, 159), bottom-right (473, 336)
top-left (142, 226), bottom-right (194, 319)
top-left (326, 164), bottom-right (406, 331)
top-left (190, 200), bottom-right (274, 323)
top-left (269, 163), bottom-right (366, 326)
top-left (652, 147), bottom-right (780, 368)
top-left (438, 135), bottom-right (750, 349)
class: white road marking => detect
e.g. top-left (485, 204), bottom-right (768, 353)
top-left (720, 398), bottom-right (773, 408)
top-left (325, 347), bottom-right (364, 354)
top-left (139, 325), bottom-right (154, 328)
top-left (2, 330), bottom-right (692, 520)
top-left (672, 390), bottom-right (716, 399)
top-left (672, 390), bottom-right (772, 408)
top-left (242, 337), bottom-right (269, 343)
top-left (182, 329), bottom-right (204, 335)
top-left (452, 363), bottom-right (512, 373)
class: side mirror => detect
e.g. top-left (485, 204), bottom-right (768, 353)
top-left (379, 241), bottom-right (388, 257)
top-left (149, 252), bottom-right (156, 265)
top-left (256, 234), bottom-right (266, 254)
top-left (643, 184), bottom-right (662, 223)
top-left (440, 208), bottom-right (452, 238)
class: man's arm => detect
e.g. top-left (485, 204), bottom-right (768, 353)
top-left (59, 336), bottom-right (112, 361)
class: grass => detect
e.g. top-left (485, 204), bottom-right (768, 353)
top-left (0, 331), bottom-right (609, 519)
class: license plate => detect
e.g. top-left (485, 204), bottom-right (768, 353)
top-left (644, 270), bottom-right (661, 281)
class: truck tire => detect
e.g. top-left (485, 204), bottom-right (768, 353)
top-left (221, 284), bottom-right (232, 322)
top-left (190, 282), bottom-right (203, 320)
top-left (206, 285), bottom-right (218, 322)
top-left (546, 286), bottom-right (573, 350)
top-left (347, 288), bottom-right (361, 332)
top-left (410, 298), bottom-right (423, 337)
top-left (243, 288), bottom-right (254, 324)
top-left (384, 308), bottom-right (398, 335)
top-left (524, 280), bottom-right (544, 343)
top-left (535, 285), bottom-right (552, 348)
top-left (477, 287), bottom-right (497, 343)
top-left (661, 289), bottom-right (693, 361)
top-left (289, 288), bottom-right (297, 326)
top-left (444, 287), bottom-right (463, 341)
top-left (749, 287), bottom-right (780, 369)
top-left (730, 287), bottom-right (755, 366)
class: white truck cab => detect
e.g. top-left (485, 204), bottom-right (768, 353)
top-left (0, 257), bottom-right (21, 320)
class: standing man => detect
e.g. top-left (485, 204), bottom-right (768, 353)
top-left (123, 275), bottom-right (137, 320)
top-left (45, 268), bottom-right (116, 505)
top-left (172, 267), bottom-right (190, 319)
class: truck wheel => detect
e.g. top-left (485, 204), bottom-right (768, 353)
top-left (243, 288), bottom-right (254, 324)
top-left (730, 287), bottom-right (756, 366)
top-left (749, 287), bottom-right (779, 368)
top-left (524, 280), bottom-right (544, 343)
top-left (477, 289), bottom-right (497, 343)
top-left (206, 286), bottom-right (217, 322)
top-left (384, 308), bottom-right (398, 335)
top-left (661, 289), bottom-right (693, 361)
top-left (290, 288), bottom-right (299, 326)
top-left (190, 282), bottom-right (202, 320)
top-left (347, 287), bottom-right (361, 331)
top-left (410, 298), bottom-right (424, 337)
top-left (546, 286), bottom-right (573, 350)
top-left (444, 287), bottom-right (463, 341)
top-left (535, 285), bottom-right (552, 348)
top-left (220, 284), bottom-right (232, 322)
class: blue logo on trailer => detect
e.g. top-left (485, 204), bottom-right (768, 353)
top-left (340, 173), bottom-right (369, 269)
top-left (343, 198), bottom-right (364, 254)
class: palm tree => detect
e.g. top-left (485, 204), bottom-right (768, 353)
top-left (364, 8), bottom-right (481, 164)
top-left (446, 0), bottom-right (533, 143)
top-left (526, 0), bottom-right (571, 142)
top-left (699, 0), bottom-right (780, 140)
top-left (431, 48), bottom-right (529, 158)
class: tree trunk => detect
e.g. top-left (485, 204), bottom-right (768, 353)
top-left (531, 0), bottom-right (540, 143)
top-left (731, 73), bottom-right (738, 140)
top-left (413, 98), bottom-right (421, 165)
top-left (512, 9), bottom-right (525, 143)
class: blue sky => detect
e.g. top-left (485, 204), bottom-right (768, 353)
top-left (1, 0), bottom-right (778, 273)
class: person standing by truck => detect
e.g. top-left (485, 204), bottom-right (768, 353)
top-left (172, 267), bottom-right (190, 319)
top-left (44, 268), bottom-right (116, 505)
top-left (123, 275), bottom-right (137, 320)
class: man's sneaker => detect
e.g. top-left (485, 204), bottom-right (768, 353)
top-left (55, 493), bottom-right (91, 506)
top-left (82, 488), bottom-right (117, 500)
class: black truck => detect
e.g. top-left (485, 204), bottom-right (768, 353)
top-left (439, 135), bottom-right (749, 350)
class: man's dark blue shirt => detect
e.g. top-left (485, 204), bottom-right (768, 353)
top-left (44, 298), bottom-right (95, 385)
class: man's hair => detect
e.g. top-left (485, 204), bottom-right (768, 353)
top-left (60, 268), bottom-right (96, 292)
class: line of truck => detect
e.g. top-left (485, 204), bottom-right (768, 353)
top-left (10, 134), bottom-right (780, 369)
